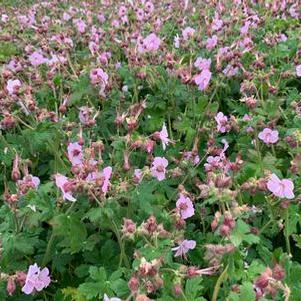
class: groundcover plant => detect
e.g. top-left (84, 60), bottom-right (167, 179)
top-left (0, 0), bottom-right (301, 300)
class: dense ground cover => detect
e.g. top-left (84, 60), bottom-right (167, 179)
top-left (0, 0), bottom-right (301, 300)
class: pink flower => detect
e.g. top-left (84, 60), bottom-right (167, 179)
top-left (139, 33), bottom-right (161, 53)
top-left (296, 65), bottom-right (301, 77)
top-left (240, 21), bottom-right (251, 35)
top-left (90, 68), bottom-right (109, 85)
top-left (212, 13), bottom-right (223, 31)
top-left (182, 27), bottom-right (195, 40)
top-left (6, 79), bottom-right (21, 95)
top-left (223, 64), bottom-right (239, 77)
top-left (55, 174), bottom-right (76, 202)
top-left (258, 128), bottom-right (279, 144)
top-left (73, 19), bottom-right (86, 33)
top-left (79, 106), bottom-right (93, 125)
top-left (183, 151), bottom-right (200, 166)
top-left (134, 169), bottom-right (143, 183)
top-left (176, 194), bottom-right (195, 219)
top-left (172, 240), bottom-right (196, 257)
top-left (85, 166), bottom-right (112, 194)
top-left (7, 59), bottom-right (23, 72)
top-left (159, 123), bottom-right (169, 150)
top-left (194, 57), bottom-right (211, 71)
top-left (101, 166), bottom-right (112, 194)
top-left (28, 51), bottom-right (48, 66)
top-left (63, 12), bottom-right (71, 21)
top-left (267, 174), bottom-right (294, 199)
top-left (97, 13), bottom-right (106, 23)
top-left (67, 142), bottom-right (83, 166)
top-left (215, 112), bottom-right (229, 133)
top-left (22, 263), bottom-right (51, 295)
top-left (104, 294), bottom-right (121, 301)
top-left (118, 5), bottom-right (127, 17)
top-left (151, 157), bottom-right (168, 181)
top-left (206, 35), bottom-right (218, 49)
top-left (195, 69), bottom-right (212, 91)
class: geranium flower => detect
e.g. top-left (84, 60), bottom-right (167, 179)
top-left (28, 51), bottom-right (48, 66)
top-left (55, 174), bottom-right (76, 202)
top-left (182, 27), bottom-right (195, 40)
top-left (172, 240), bottom-right (196, 257)
top-left (139, 33), bottom-right (161, 53)
top-left (6, 79), bottom-right (21, 95)
top-left (176, 194), bottom-right (195, 219)
top-left (73, 19), bottom-right (86, 33)
top-left (67, 142), bottom-right (83, 166)
top-left (267, 174), bottom-right (294, 199)
top-left (195, 69), bottom-right (212, 91)
top-left (206, 35), bottom-right (218, 49)
top-left (134, 169), bottom-right (142, 183)
top-left (22, 263), bottom-right (51, 295)
top-left (90, 68), bottom-right (109, 85)
top-left (102, 166), bottom-right (112, 194)
top-left (159, 123), bottom-right (169, 150)
top-left (151, 157), bottom-right (168, 181)
top-left (258, 128), bottom-right (279, 144)
top-left (194, 57), bottom-right (211, 71)
top-left (215, 112), bottom-right (229, 133)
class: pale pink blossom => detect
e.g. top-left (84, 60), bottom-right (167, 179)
top-left (258, 128), bottom-right (279, 144)
top-left (134, 169), bottom-right (143, 183)
top-left (159, 123), bottom-right (169, 150)
top-left (118, 5), bottom-right (127, 17)
top-left (215, 112), bottom-right (229, 133)
top-left (22, 263), bottom-right (51, 295)
top-left (183, 151), bottom-right (200, 165)
top-left (176, 194), bottom-right (195, 219)
top-left (102, 166), bottom-right (112, 194)
top-left (63, 12), bottom-right (71, 21)
top-left (182, 27), bottom-right (195, 40)
top-left (7, 59), bottom-right (23, 72)
top-left (67, 142), bottom-right (83, 166)
top-left (194, 69), bottom-right (212, 91)
top-left (151, 157), bottom-right (168, 181)
top-left (223, 64), bottom-right (239, 77)
top-left (79, 106), bottom-right (93, 125)
top-left (296, 65), bottom-right (301, 77)
top-left (138, 33), bottom-right (161, 53)
top-left (194, 57), bottom-right (211, 71)
top-left (206, 35), bottom-right (218, 49)
top-left (172, 240), bottom-right (196, 257)
top-left (267, 174), bottom-right (294, 199)
top-left (55, 174), bottom-right (76, 202)
top-left (28, 51), bottom-right (48, 66)
top-left (90, 68), bottom-right (109, 85)
top-left (212, 13), bottom-right (223, 31)
top-left (73, 19), bottom-right (86, 33)
top-left (1, 14), bottom-right (8, 22)
top-left (6, 79), bottom-right (21, 95)
top-left (85, 166), bottom-right (112, 194)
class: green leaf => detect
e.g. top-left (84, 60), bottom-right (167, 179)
top-left (185, 276), bottom-right (204, 300)
top-left (240, 282), bottom-right (256, 301)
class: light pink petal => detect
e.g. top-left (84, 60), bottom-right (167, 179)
top-left (267, 174), bottom-right (281, 193)
top-left (185, 240), bottom-right (196, 249)
top-left (284, 187), bottom-right (294, 199)
top-left (22, 282), bottom-right (34, 294)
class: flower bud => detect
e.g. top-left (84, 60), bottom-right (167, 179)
top-left (128, 276), bottom-right (139, 292)
top-left (6, 277), bottom-right (16, 296)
